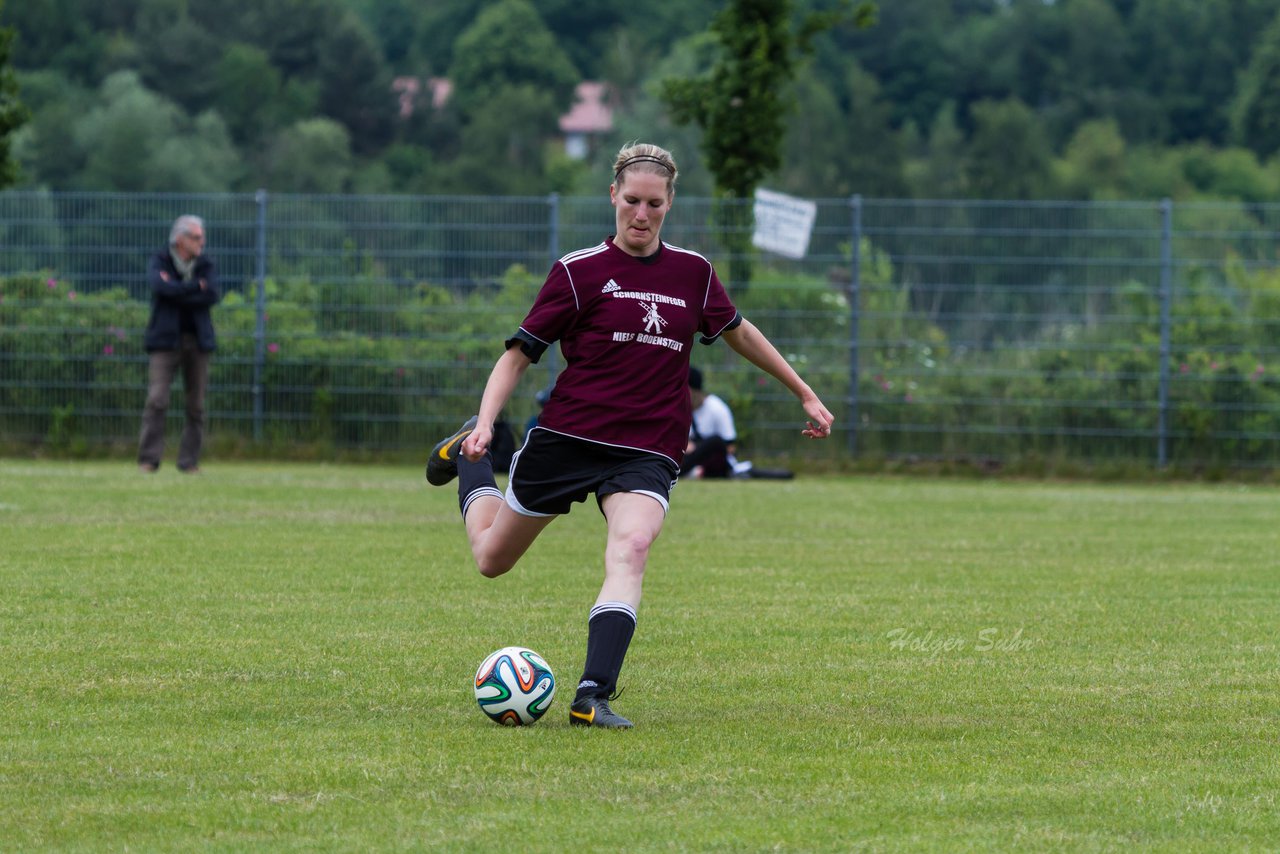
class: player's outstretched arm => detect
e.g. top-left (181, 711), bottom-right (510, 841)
top-left (463, 347), bottom-right (533, 460)
top-left (722, 319), bottom-right (834, 439)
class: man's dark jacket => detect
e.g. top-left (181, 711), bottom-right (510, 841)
top-left (143, 250), bottom-right (221, 353)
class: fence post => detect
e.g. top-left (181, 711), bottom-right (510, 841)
top-left (1157, 198), bottom-right (1173, 467)
top-left (252, 189), bottom-right (268, 443)
top-left (848, 194), bottom-right (863, 457)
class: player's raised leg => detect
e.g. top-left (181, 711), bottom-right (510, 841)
top-left (426, 413), bottom-right (552, 576)
top-left (464, 496), bottom-right (555, 578)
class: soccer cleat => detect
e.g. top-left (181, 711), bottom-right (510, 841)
top-left (425, 416), bottom-right (478, 486)
top-left (569, 694), bottom-right (633, 729)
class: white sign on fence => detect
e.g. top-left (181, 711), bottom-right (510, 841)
top-left (752, 188), bottom-right (817, 259)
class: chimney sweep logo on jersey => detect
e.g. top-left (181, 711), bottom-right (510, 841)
top-left (606, 280), bottom-right (687, 352)
top-left (640, 301), bottom-right (668, 334)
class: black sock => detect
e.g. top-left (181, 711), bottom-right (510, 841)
top-left (457, 453), bottom-right (501, 519)
top-left (576, 602), bottom-right (637, 700)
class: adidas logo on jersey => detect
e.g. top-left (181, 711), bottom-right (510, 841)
top-left (602, 279), bottom-right (621, 293)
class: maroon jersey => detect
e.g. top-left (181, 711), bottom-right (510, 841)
top-left (508, 238), bottom-right (740, 463)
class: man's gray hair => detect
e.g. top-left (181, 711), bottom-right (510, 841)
top-left (169, 214), bottom-right (205, 247)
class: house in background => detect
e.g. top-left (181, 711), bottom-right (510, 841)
top-left (392, 77), bottom-right (612, 159)
top-left (558, 81), bottom-right (614, 160)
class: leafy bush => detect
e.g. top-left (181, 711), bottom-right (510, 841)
top-left (2, 247), bottom-right (1277, 469)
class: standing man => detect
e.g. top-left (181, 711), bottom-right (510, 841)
top-left (137, 214), bottom-right (220, 474)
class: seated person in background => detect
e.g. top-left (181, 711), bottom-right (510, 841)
top-left (681, 366), bottom-right (739, 478)
top-left (524, 387), bottom-right (551, 440)
top-left (491, 413), bottom-right (517, 474)
top-left (681, 367), bottom-right (796, 480)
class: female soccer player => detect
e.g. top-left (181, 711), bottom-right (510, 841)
top-left (426, 143), bottom-right (834, 728)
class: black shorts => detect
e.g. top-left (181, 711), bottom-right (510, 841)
top-left (506, 428), bottom-right (680, 517)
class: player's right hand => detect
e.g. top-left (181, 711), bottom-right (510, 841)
top-left (462, 425), bottom-right (492, 461)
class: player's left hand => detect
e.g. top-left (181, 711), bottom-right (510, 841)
top-left (801, 399), bottom-right (834, 439)
top-left (802, 421), bottom-right (832, 439)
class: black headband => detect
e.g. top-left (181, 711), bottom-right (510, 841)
top-left (614, 155), bottom-right (674, 180)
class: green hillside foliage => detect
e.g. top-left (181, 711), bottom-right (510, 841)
top-left (5, 0), bottom-right (1280, 201)
top-left (0, 0), bottom-right (28, 187)
top-left (5, 240), bottom-right (1276, 465)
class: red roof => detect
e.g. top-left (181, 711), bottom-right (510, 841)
top-left (391, 78), bottom-right (610, 135)
top-left (559, 82), bottom-right (613, 134)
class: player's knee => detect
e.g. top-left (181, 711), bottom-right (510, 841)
top-left (475, 555), bottom-right (514, 578)
top-left (614, 531), bottom-right (655, 568)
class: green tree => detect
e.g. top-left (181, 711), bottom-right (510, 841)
top-left (980, 0), bottom-right (1131, 148)
top-left (826, 0), bottom-right (959, 134)
top-left (149, 111), bottom-right (242, 191)
top-left (315, 11), bottom-right (395, 154)
top-left (635, 1), bottom-right (726, 41)
top-left (836, 62), bottom-right (907, 197)
top-left (74, 70), bottom-right (179, 190)
top-left (527, 0), bottom-right (619, 80)
top-left (660, 0), bottom-right (875, 289)
top-left (443, 85), bottom-right (563, 195)
top-left (1120, 144), bottom-right (1192, 200)
top-left (963, 97), bottom-right (1054, 200)
top-left (1128, 0), bottom-right (1240, 145)
top-left (350, 0), bottom-right (417, 66)
top-left (862, 19), bottom-right (954, 134)
top-left (1232, 11), bottom-right (1280, 159)
top-left (662, 0), bottom-right (876, 203)
top-left (11, 71), bottom-right (91, 188)
top-left (134, 0), bottom-right (221, 113)
top-left (776, 69), bottom-right (848, 197)
top-left (908, 101), bottom-right (966, 199)
top-left (1057, 119), bottom-right (1127, 200)
top-left (262, 117), bottom-right (353, 193)
top-left (404, 0), bottom-right (481, 75)
top-left (199, 0), bottom-right (341, 78)
top-left (442, 0), bottom-right (579, 194)
top-left (778, 60), bottom-right (905, 198)
top-left (381, 143), bottom-right (435, 193)
top-left (71, 70), bottom-right (238, 192)
top-left (0, 0), bottom-right (29, 187)
top-left (212, 43), bottom-right (289, 145)
top-left (1178, 144), bottom-right (1276, 204)
top-left (0, 0), bottom-right (110, 84)
top-left (594, 34), bottom-right (717, 197)
top-left (448, 0), bottom-right (578, 119)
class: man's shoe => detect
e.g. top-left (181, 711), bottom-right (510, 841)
top-left (569, 695), bottom-right (633, 729)
top-left (138, 462), bottom-right (158, 473)
top-left (425, 416), bottom-right (478, 486)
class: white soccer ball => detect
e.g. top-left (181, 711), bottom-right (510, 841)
top-left (473, 646), bottom-right (556, 726)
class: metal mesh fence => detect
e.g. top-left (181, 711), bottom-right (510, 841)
top-left (1, 191), bottom-right (1277, 469)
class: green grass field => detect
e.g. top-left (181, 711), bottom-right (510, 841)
top-left (2, 460), bottom-right (1278, 851)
